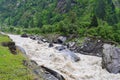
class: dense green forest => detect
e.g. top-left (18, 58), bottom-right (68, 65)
top-left (0, 0), bottom-right (120, 43)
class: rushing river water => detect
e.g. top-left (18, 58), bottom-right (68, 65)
top-left (8, 34), bottom-right (120, 80)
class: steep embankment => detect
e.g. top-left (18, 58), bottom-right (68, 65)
top-left (8, 34), bottom-right (120, 80)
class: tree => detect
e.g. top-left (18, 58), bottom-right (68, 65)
top-left (106, 0), bottom-right (118, 25)
top-left (95, 0), bottom-right (106, 20)
top-left (89, 15), bottom-right (98, 27)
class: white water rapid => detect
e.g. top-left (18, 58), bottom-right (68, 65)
top-left (8, 34), bottom-right (120, 80)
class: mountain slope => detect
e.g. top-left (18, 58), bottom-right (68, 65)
top-left (0, 0), bottom-right (119, 27)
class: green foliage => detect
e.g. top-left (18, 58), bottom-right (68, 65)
top-left (22, 28), bottom-right (41, 34)
top-left (86, 24), bottom-right (120, 43)
top-left (41, 25), bottom-right (53, 33)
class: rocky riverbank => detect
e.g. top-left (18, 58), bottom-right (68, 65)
top-left (8, 34), bottom-right (120, 80)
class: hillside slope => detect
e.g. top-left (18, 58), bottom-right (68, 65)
top-left (0, 0), bottom-right (120, 42)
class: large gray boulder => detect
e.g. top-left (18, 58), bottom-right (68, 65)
top-left (102, 44), bottom-right (120, 74)
top-left (77, 37), bottom-right (103, 57)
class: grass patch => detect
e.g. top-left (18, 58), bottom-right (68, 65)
top-left (0, 34), bottom-right (11, 43)
top-left (0, 33), bottom-right (34, 80)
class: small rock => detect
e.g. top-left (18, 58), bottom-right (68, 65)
top-left (74, 57), bottom-right (80, 62)
top-left (67, 42), bottom-right (76, 48)
top-left (21, 33), bottom-right (28, 38)
top-left (55, 46), bottom-right (66, 51)
top-left (42, 39), bottom-right (48, 43)
top-left (37, 40), bottom-right (42, 44)
top-left (30, 36), bottom-right (36, 40)
top-left (67, 42), bottom-right (77, 51)
top-left (57, 36), bottom-right (67, 44)
top-left (49, 43), bottom-right (54, 47)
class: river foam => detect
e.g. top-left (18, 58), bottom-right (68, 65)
top-left (8, 34), bottom-right (120, 80)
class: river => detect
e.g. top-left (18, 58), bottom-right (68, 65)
top-left (8, 34), bottom-right (120, 80)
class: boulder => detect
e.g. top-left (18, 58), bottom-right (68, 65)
top-left (62, 49), bottom-right (80, 62)
top-left (16, 46), bottom-right (26, 55)
top-left (41, 66), bottom-right (65, 80)
top-left (30, 36), bottom-right (37, 40)
top-left (34, 66), bottom-right (64, 80)
top-left (2, 42), bottom-right (16, 54)
top-left (23, 59), bottom-right (65, 80)
top-left (55, 45), bottom-right (80, 62)
top-left (57, 36), bottom-right (67, 44)
top-left (30, 35), bottom-right (35, 40)
top-left (35, 36), bottom-right (42, 40)
top-left (2, 42), bottom-right (15, 47)
top-left (30, 35), bottom-right (42, 40)
top-left (102, 44), bottom-right (120, 74)
top-left (77, 37), bottom-right (103, 57)
top-left (21, 33), bottom-right (28, 38)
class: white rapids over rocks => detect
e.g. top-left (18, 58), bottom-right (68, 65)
top-left (8, 34), bottom-right (120, 80)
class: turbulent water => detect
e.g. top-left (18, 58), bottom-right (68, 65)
top-left (8, 34), bottom-right (120, 80)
